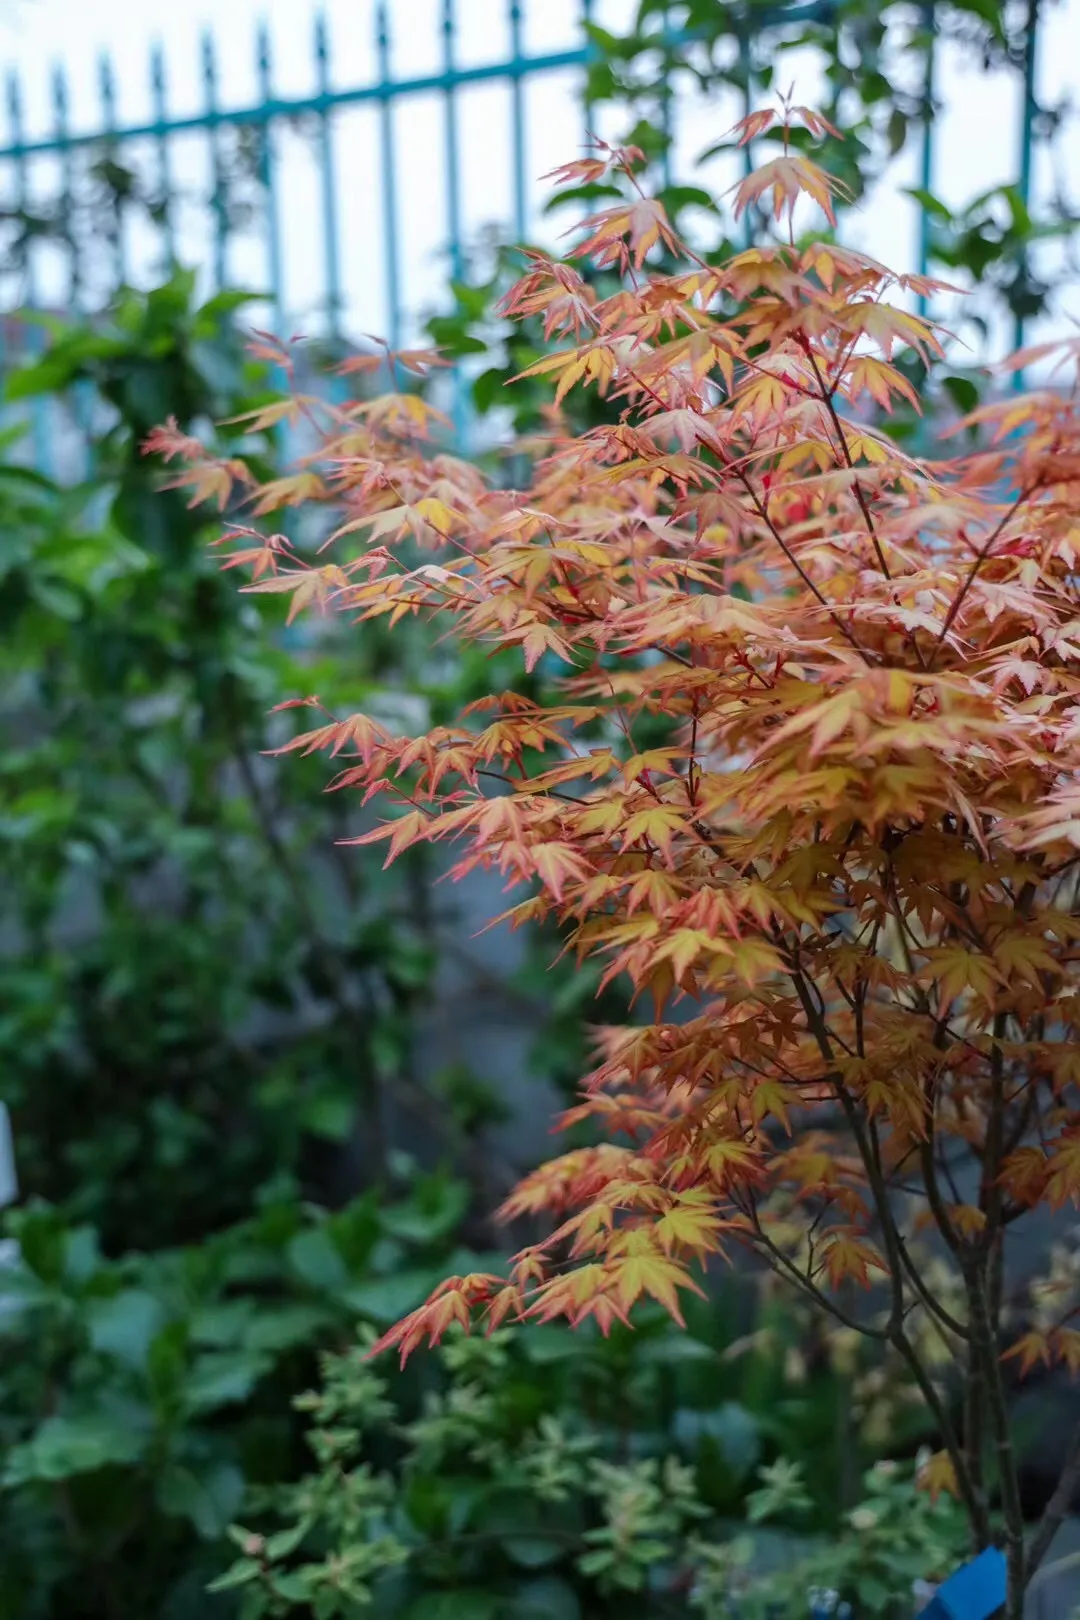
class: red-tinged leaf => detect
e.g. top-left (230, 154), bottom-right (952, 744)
top-left (750, 1078), bottom-right (792, 1132)
top-left (484, 1285), bottom-right (525, 1334)
top-left (242, 566), bottom-right (349, 624)
top-left (916, 1450), bottom-right (959, 1502)
top-left (367, 1273), bottom-right (504, 1366)
top-left (844, 355), bottom-right (921, 413)
top-left (530, 842), bottom-right (593, 902)
top-left (731, 154), bottom-right (843, 227)
top-left (520, 622), bottom-right (573, 673)
top-left (820, 1233), bottom-right (887, 1290)
top-left (269, 695), bottom-right (323, 714)
top-left (526, 1264), bottom-right (632, 1334)
top-left (1046, 1137), bottom-right (1080, 1209)
top-left (1002, 1330), bottom-right (1052, 1378)
top-left (654, 1192), bottom-right (725, 1257)
top-left (728, 108), bottom-right (777, 146)
top-left (999, 1147), bottom-right (1048, 1207)
top-left (619, 805), bottom-right (687, 863)
top-left (1055, 1329), bottom-right (1080, 1375)
top-left (607, 1246), bottom-right (703, 1323)
top-left (221, 397), bottom-right (305, 433)
top-left (341, 809), bottom-right (432, 866)
top-left (948, 1203), bottom-right (987, 1238)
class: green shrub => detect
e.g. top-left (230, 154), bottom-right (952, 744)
top-left (0, 1171), bottom-right (483, 1620)
top-left (212, 1317), bottom-right (967, 1620)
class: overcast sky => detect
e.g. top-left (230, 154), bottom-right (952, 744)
top-left (0, 0), bottom-right (1076, 362)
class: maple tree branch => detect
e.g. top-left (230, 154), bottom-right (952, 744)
top-left (741, 1202), bottom-right (888, 1343)
top-left (781, 932), bottom-right (987, 1539)
top-left (732, 465), bottom-right (875, 663)
top-left (962, 1313), bottom-right (990, 1542)
top-left (892, 1232), bottom-right (970, 1342)
top-left (890, 1322), bottom-right (990, 1549)
top-left (926, 486), bottom-right (1031, 671)
top-left (778, 937), bottom-right (984, 1528)
top-left (1027, 1418), bottom-right (1080, 1577)
top-left (801, 341), bottom-right (896, 587)
top-left (967, 1262), bottom-right (1027, 1597)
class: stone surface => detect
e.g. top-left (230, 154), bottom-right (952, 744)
top-left (1027, 1518), bottom-right (1080, 1618)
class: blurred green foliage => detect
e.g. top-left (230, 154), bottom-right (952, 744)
top-left (580, 0), bottom-right (1077, 345)
top-left (210, 1311), bottom-right (966, 1620)
top-left (0, 272), bottom-right (446, 1250)
top-left (0, 1172), bottom-right (490, 1620)
top-left (0, 272), bottom-right (654, 1619)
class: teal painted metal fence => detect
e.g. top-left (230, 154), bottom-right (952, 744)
top-left (0, 0), bottom-right (1048, 468)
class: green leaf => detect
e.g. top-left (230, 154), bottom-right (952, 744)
top-left (513, 1578), bottom-right (582, 1620)
top-left (156, 1459), bottom-right (246, 1539)
top-left (5, 358), bottom-right (79, 401)
top-left (197, 287), bottom-right (263, 323)
top-left (476, 1493), bottom-right (570, 1570)
top-left (887, 107), bottom-right (908, 156)
top-left (405, 1592), bottom-right (501, 1620)
top-left (542, 183), bottom-right (623, 216)
top-left (189, 1299), bottom-right (256, 1349)
top-left (904, 187), bottom-right (953, 222)
top-left (659, 185), bottom-right (719, 216)
top-left (184, 1350), bottom-right (271, 1414)
top-left (943, 375), bottom-right (979, 413)
top-left (208, 1558), bottom-right (262, 1593)
top-left (856, 1573), bottom-right (893, 1610)
top-left (344, 1268), bottom-right (442, 1326)
top-left (272, 1570), bottom-right (317, 1601)
top-left (379, 1178), bottom-right (469, 1246)
top-left (242, 1302), bottom-right (333, 1354)
top-left (472, 368), bottom-right (510, 415)
top-left (265, 1522), bottom-right (310, 1560)
top-left (427, 323), bottom-right (489, 358)
top-left (3, 1413), bottom-right (147, 1484)
top-left (286, 1226), bottom-right (349, 1293)
top-left (301, 1091), bottom-right (356, 1141)
top-left (674, 1402), bottom-right (762, 1482)
top-left (88, 1289), bottom-right (168, 1370)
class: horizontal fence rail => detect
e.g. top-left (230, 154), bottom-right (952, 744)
top-left (0, 0), bottom-right (1054, 471)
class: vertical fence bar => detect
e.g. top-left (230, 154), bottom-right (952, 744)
top-left (314, 12), bottom-right (343, 342)
top-left (508, 1), bottom-right (528, 244)
top-left (53, 63), bottom-right (94, 475)
top-left (256, 22), bottom-right (285, 335)
top-left (581, 0), bottom-right (595, 153)
top-left (1012, 0), bottom-right (1040, 387)
top-left (97, 52), bottom-right (126, 286)
top-left (916, 3), bottom-right (936, 318)
top-left (441, 0), bottom-right (467, 443)
top-left (51, 66), bottom-right (78, 305)
top-left (150, 43), bottom-right (176, 271)
top-left (201, 30), bottom-right (227, 291)
top-left (659, 4), bottom-right (674, 192)
top-left (739, 31), bottom-right (754, 247)
top-left (375, 2), bottom-right (402, 353)
top-left (441, 0), bottom-right (464, 283)
top-left (254, 21), bottom-right (292, 486)
top-left (5, 69), bottom-right (50, 474)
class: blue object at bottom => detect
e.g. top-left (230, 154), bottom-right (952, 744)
top-left (919, 1546), bottom-right (1007, 1620)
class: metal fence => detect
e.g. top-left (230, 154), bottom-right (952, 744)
top-left (0, 0), bottom-right (1055, 466)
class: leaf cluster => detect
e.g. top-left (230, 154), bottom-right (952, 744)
top-left (169, 112), bottom-right (1080, 1613)
top-left (212, 1316), bottom-right (967, 1620)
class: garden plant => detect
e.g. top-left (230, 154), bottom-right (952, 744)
top-left (157, 105), bottom-right (1080, 1619)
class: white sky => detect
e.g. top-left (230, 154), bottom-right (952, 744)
top-left (0, 0), bottom-right (1077, 363)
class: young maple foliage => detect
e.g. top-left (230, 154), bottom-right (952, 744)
top-left (153, 106), bottom-right (1080, 1600)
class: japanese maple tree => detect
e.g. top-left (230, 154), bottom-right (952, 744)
top-left (151, 108), bottom-right (1080, 1614)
